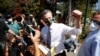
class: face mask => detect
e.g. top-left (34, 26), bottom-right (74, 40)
top-left (90, 21), bottom-right (98, 31)
top-left (92, 20), bottom-right (100, 25)
top-left (45, 18), bottom-right (53, 26)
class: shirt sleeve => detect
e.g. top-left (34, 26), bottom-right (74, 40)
top-left (91, 39), bottom-right (100, 56)
top-left (63, 24), bottom-right (82, 35)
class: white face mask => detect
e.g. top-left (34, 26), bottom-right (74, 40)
top-left (8, 18), bottom-right (13, 22)
top-left (90, 21), bottom-right (98, 31)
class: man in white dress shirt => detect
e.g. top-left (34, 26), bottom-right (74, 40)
top-left (41, 9), bottom-right (82, 56)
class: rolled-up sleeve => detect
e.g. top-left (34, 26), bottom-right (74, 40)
top-left (73, 27), bottom-right (82, 35)
top-left (63, 24), bottom-right (82, 35)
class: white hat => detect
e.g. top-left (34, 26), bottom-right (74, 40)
top-left (29, 14), bottom-right (33, 17)
top-left (56, 10), bottom-right (61, 14)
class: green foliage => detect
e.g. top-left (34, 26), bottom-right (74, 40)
top-left (56, 2), bottom-right (68, 14)
top-left (0, 0), bottom-right (98, 42)
top-left (0, 0), bottom-right (40, 14)
top-left (90, 0), bottom-right (98, 4)
top-left (71, 0), bottom-right (96, 41)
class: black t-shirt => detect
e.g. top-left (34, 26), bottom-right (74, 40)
top-left (0, 21), bottom-right (9, 40)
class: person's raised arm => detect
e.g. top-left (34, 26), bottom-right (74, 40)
top-left (29, 29), bottom-right (40, 56)
top-left (71, 10), bottom-right (82, 34)
top-left (72, 10), bottom-right (82, 29)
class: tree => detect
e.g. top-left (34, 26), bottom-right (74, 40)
top-left (0, 0), bottom-right (41, 14)
top-left (70, 0), bottom-right (98, 40)
top-left (90, 0), bottom-right (98, 4)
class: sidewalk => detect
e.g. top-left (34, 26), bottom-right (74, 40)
top-left (66, 43), bottom-right (81, 56)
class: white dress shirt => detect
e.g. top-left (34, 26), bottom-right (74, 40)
top-left (41, 23), bottom-right (81, 55)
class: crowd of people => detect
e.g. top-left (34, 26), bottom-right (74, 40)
top-left (0, 9), bottom-right (43, 56)
top-left (0, 8), bottom-right (100, 56)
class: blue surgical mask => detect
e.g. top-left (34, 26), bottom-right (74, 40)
top-left (90, 21), bottom-right (98, 31)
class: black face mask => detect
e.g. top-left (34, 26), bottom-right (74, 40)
top-left (7, 21), bottom-right (13, 24)
top-left (92, 20), bottom-right (100, 25)
top-left (8, 21), bottom-right (11, 24)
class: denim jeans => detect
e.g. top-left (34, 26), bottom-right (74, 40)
top-left (64, 38), bottom-right (78, 52)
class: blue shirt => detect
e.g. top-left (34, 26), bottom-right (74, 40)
top-left (78, 30), bottom-right (100, 56)
top-left (7, 21), bottom-right (21, 35)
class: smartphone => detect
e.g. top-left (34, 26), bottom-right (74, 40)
top-left (26, 25), bottom-right (35, 36)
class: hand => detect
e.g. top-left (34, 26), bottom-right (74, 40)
top-left (72, 10), bottom-right (82, 20)
top-left (29, 29), bottom-right (40, 44)
top-left (71, 10), bottom-right (82, 29)
top-left (15, 35), bottom-right (22, 39)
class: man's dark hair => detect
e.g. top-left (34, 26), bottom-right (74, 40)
top-left (40, 9), bottom-right (52, 18)
top-left (15, 16), bottom-right (22, 22)
top-left (92, 11), bottom-right (100, 18)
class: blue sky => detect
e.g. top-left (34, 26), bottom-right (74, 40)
top-left (96, 0), bottom-right (100, 10)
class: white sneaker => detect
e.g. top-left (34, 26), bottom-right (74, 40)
top-left (74, 49), bottom-right (77, 54)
